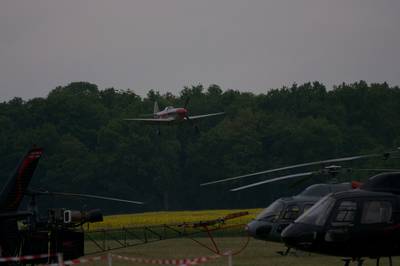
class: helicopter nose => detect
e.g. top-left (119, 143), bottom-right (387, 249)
top-left (246, 220), bottom-right (272, 240)
top-left (281, 223), bottom-right (317, 250)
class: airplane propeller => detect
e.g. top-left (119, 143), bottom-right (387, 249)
top-left (182, 97), bottom-right (200, 133)
top-left (200, 148), bottom-right (400, 187)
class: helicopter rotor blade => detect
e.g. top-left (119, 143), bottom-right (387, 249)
top-left (201, 149), bottom-right (399, 186)
top-left (32, 191), bottom-right (144, 205)
top-left (288, 175), bottom-right (317, 189)
top-left (349, 168), bottom-right (400, 172)
top-left (230, 172), bottom-right (315, 192)
top-left (287, 168), bottom-right (400, 189)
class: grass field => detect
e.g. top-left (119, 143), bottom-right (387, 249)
top-left (88, 209), bottom-right (262, 231)
top-left (83, 237), bottom-right (397, 266)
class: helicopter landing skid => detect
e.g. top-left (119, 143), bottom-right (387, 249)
top-left (342, 256), bottom-right (393, 266)
top-left (376, 256), bottom-right (393, 266)
top-left (342, 258), bottom-right (364, 266)
top-left (276, 247), bottom-right (291, 256)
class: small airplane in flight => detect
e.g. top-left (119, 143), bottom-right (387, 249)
top-left (124, 99), bottom-right (224, 133)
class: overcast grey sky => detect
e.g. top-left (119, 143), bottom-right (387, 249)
top-left (1, 0), bottom-right (399, 100)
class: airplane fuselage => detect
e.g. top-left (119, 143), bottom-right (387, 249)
top-left (154, 107), bottom-right (188, 122)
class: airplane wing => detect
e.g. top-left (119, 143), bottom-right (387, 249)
top-left (124, 118), bottom-right (175, 124)
top-left (187, 112), bottom-right (225, 120)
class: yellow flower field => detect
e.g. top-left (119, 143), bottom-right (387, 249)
top-left (87, 209), bottom-right (262, 231)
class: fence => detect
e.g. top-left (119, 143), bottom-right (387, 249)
top-left (0, 251), bottom-right (234, 266)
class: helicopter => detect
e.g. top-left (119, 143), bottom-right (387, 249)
top-left (246, 182), bottom-right (352, 242)
top-left (282, 171), bottom-right (400, 266)
top-left (0, 147), bottom-right (143, 264)
top-left (201, 148), bottom-right (400, 246)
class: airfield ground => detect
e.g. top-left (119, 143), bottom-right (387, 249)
top-left (84, 237), bottom-right (397, 266)
top-left (83, 210), bottom-right (397, 265)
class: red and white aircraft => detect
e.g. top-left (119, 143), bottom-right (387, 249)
top-left (124, 99), bottom-right (224, 128)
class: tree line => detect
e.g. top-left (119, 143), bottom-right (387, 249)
top-left (0, 81), bottom-right (399, 214)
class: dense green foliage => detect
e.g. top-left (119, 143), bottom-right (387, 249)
top-left (1, 81), bottom-right (399, 213)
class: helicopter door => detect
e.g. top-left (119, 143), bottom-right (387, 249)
top-left (356, 199), bottom-right (394, 252)
top-left (324, 200), bottom-right (358, 244)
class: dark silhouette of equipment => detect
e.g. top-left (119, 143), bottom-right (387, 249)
top-left (0, 147), bottom-right (143, 265)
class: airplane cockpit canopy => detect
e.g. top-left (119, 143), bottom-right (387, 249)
top-left (361, 172), bottom-right (400, 194)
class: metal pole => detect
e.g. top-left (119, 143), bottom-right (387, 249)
top-left (57, 253), bottom-right (64, 266)
top-left (103, 230), bottom-right (106, 250)
top-left (228, 251), bottom-right (233, 266)
top-left (107, 253), bottom-right (113, 266)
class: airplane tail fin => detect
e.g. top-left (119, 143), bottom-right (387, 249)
top-left (154, 101), bottom-right (159, 114)
top-left (0, 147), bottom-right (43, 211)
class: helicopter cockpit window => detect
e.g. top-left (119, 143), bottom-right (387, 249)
top-left (303, 204), bottom-right (313, 213)
top-left (283, 205), bottom-right (301, 220)
top-left (361, 201), bottom-right (392, 224)
top-left (256, 200), bottom-right (284, 222)
top-left (295, 195), bottom-right (335, 226)
top-left (332, 201), bottom-right (357, 226)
